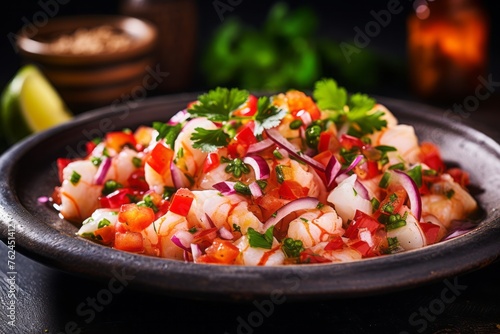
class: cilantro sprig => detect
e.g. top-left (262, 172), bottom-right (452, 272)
top-left (187, 87), bottom-right (286, 152)
top-left (313, 78), bottom-right (387, 137)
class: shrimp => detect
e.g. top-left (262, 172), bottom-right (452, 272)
top-left (188, 190), bottom-right (261, 233)
top-left (142, 210), bottom-right (189, 259)
top-left (308, 241), bottom-right (363, 262)
top-left (386, 207), bottom-right (426, 250)
top-left (376, 124), bottom-right (421, 166)
top-left (234, 235), bottom-right (285, 266)
top-left (174, 118), bottom-right (218, 179)
top-left (287, 206), bottom-right (343, 248)
top-left (327, 174), bottom-right (373, 223)
top-left (144, 161), bottom-right (174, 194)
top-left (105, 147), bottom-right (143, 185)
top-left (59, 160), bottom-right (102, 222)
top-left (290, 160), bottom-right (328, 202)
top-left (77, 208), bottom-right (119, 237)
top-left (421, 174), bottom-right (477, 228)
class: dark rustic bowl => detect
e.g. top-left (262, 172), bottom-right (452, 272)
top-left (0, 94), bottom-right (499, 301)
top-left (16, 15), bottom-right (158, 113)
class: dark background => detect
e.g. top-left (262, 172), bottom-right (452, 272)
top-left (2, 0), bottom-right (499, 101)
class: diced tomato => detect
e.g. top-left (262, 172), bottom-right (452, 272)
top-left (356, 160), bottom-right (381, 180)
top-left (100, 188), bottom-right (136, 209)
top-left (313, 150), bottom-right (334, 167)
top-left (115, 222), bottom-right (128, 234)
top-left (255, 190), bottom-right (286, 221)
top-left (169, 188), bottom-right (194, 216)
top-left (317, 131), bottom-right (340, 153)
top-left (349, 240), bottom-right (374, 258)
top-left (285, 90), bottom-right (321, 121)
top-left (200, 238), bottom-right (240, 264)
top-left (324, 236), bottom-right (344, 251)
top-left (227, 122), bottom-right (257, 158)
top-left (340, 134), bottom-right (364, 150)
top-left (86, 141), bottom-right (97, 156)
top-left (105, 131), bottom-right (137, 152)
top-left (447, 167), bottom-right (470, 187)
top-left (118, 203), bottom-right (155, 232)
top-left (94, 225), bottom-right (115, 244)
top-left (114, 231), bottom-right (144, 252)
top-left (418, 222), bottom-right (441, 245)
top-left (57, 158), bottom-right (72, 183)
top-left (344, 210), bottom-right (382, 239)
top-left (146, 143), bottom-right (174, 175)
top-left (299, 249), bottom-right (331, 264)
top-left (203, 152), bottom-right (220, 173)
top-left (279, 180), bottom-right (309, 200)
top-left (127, 169), bottom-right (149, 191)
top-left (156, 200), bottom-right (170, 218)
top-left (374, 186), bottom-right (407, 219)
top-left (420, 142), bottom-right (445, 172)
top-left (192, 227), bottom-right (218, 250)
top-left (233, 95), bottom-right (258, 117)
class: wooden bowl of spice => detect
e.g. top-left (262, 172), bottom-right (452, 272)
top-left (16, 15), bottom-right (158, 113)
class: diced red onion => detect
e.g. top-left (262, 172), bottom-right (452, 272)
top-left (171, 231), bottom-right (193, 252)
top-left (340, 155), bottom-right (364, 176)
top-left (213, 181), bottom-right (236, 195)
top-left (248, 181), bottom-right (263, 198)
top-left (442, 220), bottom-right (478, 241)
top-left (393, 170), bottom-right (422, 221)
top-left (297, 109), bottom-right (312, 127)
top-left (325, 155), bottom-right (342, 188)
top-left (263, 197), bottom-right (320, 230)
top-left (205, 213), bottom-right (216, 228)
top-left (37, 196), bottom-right (50, 204)
top-left (167, 109), bottom-right (189, 125)
top-left (93, 157), bottom-right (112, 185)
top-left (247, 139), bottom-right (274, 153)
top-left (191, 243), bottom-right (202, 262)
top-left (265, 128), bottom-right (325, 172)
top-left (171, 163), bottom-right (190, 189)
top-left (183, 250), bottom-right (192, 262)
top-left (219, 226), bottom-right (234, 240)
top-left (353, 179), bottom-right (370, 200)
top-left (242, 156), bottom-right (270, 180)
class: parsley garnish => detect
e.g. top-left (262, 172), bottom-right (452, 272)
top-left (247, 226), bottom-right (274, 249)
top-left (313, 78), bottom-right (387, 137)
top-left (188, 87), bottom-right (249, 122)
top-left (191, 128), bottom-right (230, 152)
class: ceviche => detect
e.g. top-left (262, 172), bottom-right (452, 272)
top-left (50, 79), bottom-right (478, 265)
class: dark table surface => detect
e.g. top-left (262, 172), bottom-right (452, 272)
top-left (1, 93), bottom-right (500, 334)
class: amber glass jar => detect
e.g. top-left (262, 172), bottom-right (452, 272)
top-left (120, 0), bottom-right (198, 93)
top-left (407, 0), bottom-right (489, 101)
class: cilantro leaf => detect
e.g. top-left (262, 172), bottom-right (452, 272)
top-left (348, 93), bottom-right (375, 114)
top-left (313, 78), bottom-right (347, 111)
top-left (247, 226), bottom-right (274, 249)
top-left (153, 122), bottom-right (182, 148)
top-left (188, 87), bottom-right (249, 122)
top-left (347, 109), bottom-right (387, 137)
top-left (191, 127), bottom-right (230, 152)
top-left (253, 96), bottom-right (287, 135)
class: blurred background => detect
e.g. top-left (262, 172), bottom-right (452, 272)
top-left (1, 0), bottom-right (498, 121)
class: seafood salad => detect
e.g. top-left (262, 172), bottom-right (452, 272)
top-left (51, 79), bottom-right (478, 265)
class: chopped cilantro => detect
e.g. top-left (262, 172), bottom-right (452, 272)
top-left (153, 122), bottom-right (182, 149)
top-left (188, 87), bottom-right (249, 122)
top-left (406, 165), bottom-right (423, 188)
top-left (70, 171), bottom-right (81, 185)
top-left (132, 157), bottom-right (142, 168)
top-left (97, 218), bottom-right (111, 229)
top-left (232, 223), bottom-right (241, 233)
top-left (313, 78), bottom-right (347, 111)
top-left (247, 226), bottom-right (274, 249)
top-left (102, 180), bottom-right (123, 195)
top-left (191, 128), bottom-right (230, 152)
top-left (188, 227), bottom-right (198, 234)
top-left (446, 189), bottom-right (455, 199)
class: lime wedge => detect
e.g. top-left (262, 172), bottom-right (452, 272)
top-left (0, 65), bottom-right (72, 144)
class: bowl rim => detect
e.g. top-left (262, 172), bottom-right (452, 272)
top-left (16, 15), bottom-right (158, 65)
